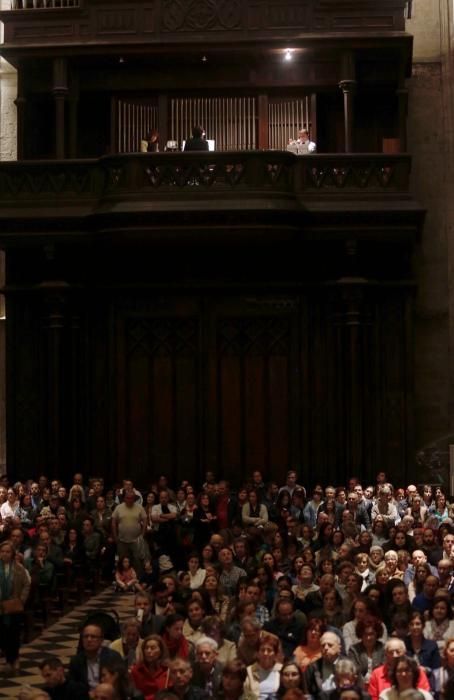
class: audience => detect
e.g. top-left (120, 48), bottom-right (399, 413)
top-left (1, 470), bottom-right (454, 699)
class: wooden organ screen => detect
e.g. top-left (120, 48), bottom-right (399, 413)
top-left (268, 97), bottom-right (311, 150)
top-left (114, 95), bottom-right (313, 152)
top-left (170, 97), bottom-right (257, 151)
top-left (116, 98), bottom-right (159, 153)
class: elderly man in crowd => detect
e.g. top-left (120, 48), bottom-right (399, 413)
top-left (305, 631), bottom-right (346, 697)
top-left (368, 638), bottom-right (431, 700)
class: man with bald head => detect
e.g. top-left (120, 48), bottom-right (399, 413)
top-left (398, 484), bottom-right (418, 517)
top-left (368, 638), bottom-right (431, 700)
top-left (305, 631), bottom-right (345, 696)
top-left (404, 548), bottom-right (438, 585)
top-left (92, 684), bottom-right (115, 700)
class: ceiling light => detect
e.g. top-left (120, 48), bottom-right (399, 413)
top-left (284, 49), bottom-right (293, 61)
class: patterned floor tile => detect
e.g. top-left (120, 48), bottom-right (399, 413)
top-left (0, 587), bottom-right (135, 698)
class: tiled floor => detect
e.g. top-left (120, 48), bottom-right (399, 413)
top-left (0, 588), bottom-right (135, 697)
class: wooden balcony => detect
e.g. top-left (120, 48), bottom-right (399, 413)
top-left (0, 151), bottom-right (423, 243)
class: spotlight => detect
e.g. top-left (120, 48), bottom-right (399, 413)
top-left (284, 49), bottom-right (292, 61)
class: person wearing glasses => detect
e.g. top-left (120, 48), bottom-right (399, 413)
top-left (378, 656), bottom-right (433, 699)
top-left (68, 622), bottom-right (122, 694)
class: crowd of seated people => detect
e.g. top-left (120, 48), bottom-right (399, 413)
top-left (0, 470), bottom-right (454, 698)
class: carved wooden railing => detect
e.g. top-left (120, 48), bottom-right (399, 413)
top-left (9, 0), bottom-right (78, 7)
top-left (0, 152), bottom-right (412, 210)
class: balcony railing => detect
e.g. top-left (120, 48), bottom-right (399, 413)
top-left (0, 151), bottom-right (412, 213)
top-left (9, 0), bottom-right (78, 8)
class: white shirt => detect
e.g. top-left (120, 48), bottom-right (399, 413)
top-left (0, 501), bottom-right (19, 520)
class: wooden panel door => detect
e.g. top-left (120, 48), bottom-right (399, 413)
top-left (205, 297), bottom-right (300, 484)
top-left (115, 298), bottom-right (201, 487)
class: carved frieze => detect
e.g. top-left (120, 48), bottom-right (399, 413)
top-left (218, 317), bottom-right (290, 356)
top-left (127, 317), bottom-right (198, 357)
top-left (0, 0), bottom-right (408, 45)
top-left (96, 8), bottom-right (136, 33)
top-left (161, 0), bottom-right (242, 33)
top-left (13, 22), bottom-right (74, 38)
top-left (248, 2), bottom-right (309, 31)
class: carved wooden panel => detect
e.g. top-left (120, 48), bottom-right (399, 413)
top-left (161, 0), bottom-right (243, 32)
top-left (1, 0), bottom-right (407, 44)
top-left (5, 281), bottom-right (415, 487)
top-left (6, 296), bottom-right (42, 474)
top-left (96, 8), bottom-right (137, 33)
top-left (248, 1), bottom-right (309, 31)
top-left (213, 315), bottom-right (294, 477)
top-left (119, 315), bottom-right (200, 485)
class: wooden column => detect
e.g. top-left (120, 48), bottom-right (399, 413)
top-left (332, 280), bottom-right (369, 473)
top-left (339, 80), bottom-right (356, 153)
top-left (68, 299), bottom-right (83, 472)
top-left (14, 65), bottom-right (26, 161)
top-left (339, 51), bottom-right (356, 153)
top-left (40, 280), bottom-right (68, 477)
top-left (68, 72), bottom-right (79, 159)
top-left (53, 58), bottom-right (68, 159)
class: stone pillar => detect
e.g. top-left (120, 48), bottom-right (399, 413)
top-left (53, 58), bottom-right (68, 159)
top-left (0, 0), bottom-right (17, 161)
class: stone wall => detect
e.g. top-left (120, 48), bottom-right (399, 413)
top-left (0, 0), bottom-right (17, 161)
top-left (408, 0), bottom-right (454, 478)
top-left (0, 0), bottom-right (13, 473)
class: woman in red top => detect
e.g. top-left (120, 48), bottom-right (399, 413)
top-left (161, 613), bottom-right (193, 661)
top-left (130, 634), bottom-right (171, 700)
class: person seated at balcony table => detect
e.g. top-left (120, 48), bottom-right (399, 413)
top-left (140, 129), bottom-right (159, 153)
top-left (287, 128), bottom-right (316, 155)
top-left (184, 125), bottom-right (209, 152)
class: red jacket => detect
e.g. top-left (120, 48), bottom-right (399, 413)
top-left (368, 663), bottom-right (430, 700)
top-left (130, 663), bottom-right (171, 700)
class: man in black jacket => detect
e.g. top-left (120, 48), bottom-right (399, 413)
top-left (305, 631), bottom-right (346, 697)
top-left (67, 623), bottom-right (123, 694)
top-left (40, 656), bottom-right (89, 700)
top-left (168, 657), bottom-right (209, 700)
top-left (263, 598), bottom-right (307, 658)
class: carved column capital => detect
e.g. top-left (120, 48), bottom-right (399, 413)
top-left (339, 79), bottom-right (357, 94)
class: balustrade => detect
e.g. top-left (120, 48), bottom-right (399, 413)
top-left (0, 152), bottom-right (411, 215)
top-left (10, 0), bottom-right (78, 7)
